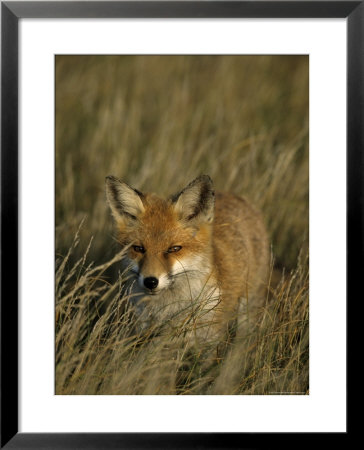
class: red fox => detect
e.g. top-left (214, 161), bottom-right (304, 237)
top-left (106, 175), bottom-right (269, 340)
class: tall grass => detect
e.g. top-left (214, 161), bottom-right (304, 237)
top-left (55, 55), bottom-right (309, 394)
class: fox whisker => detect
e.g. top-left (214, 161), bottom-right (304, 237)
top-left (170, 269), bottom-right (202, 278)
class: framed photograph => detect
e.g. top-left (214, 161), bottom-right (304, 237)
top-left (1, 1), bottom-right (357, 447)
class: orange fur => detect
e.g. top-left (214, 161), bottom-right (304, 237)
top-left (106, 175), bottom-right (269, 339)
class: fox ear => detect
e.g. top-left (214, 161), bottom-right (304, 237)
top-left (105, 176), bottom-right (145, 226)
top-left (171, 175), bottom-right (215, 224)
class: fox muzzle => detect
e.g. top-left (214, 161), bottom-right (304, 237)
top-left (143, 277), bottom-right (159, 290)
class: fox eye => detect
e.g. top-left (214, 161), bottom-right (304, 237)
top-left (167, 246), bottom-right (182, 253)
top-left (133, 245), bottom-right (145, 253)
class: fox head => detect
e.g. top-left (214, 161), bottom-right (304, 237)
top-left (105, 175), bottom-right (215, 294)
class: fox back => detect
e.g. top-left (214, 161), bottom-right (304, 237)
top-left (106, 175), bottom-right (269, 339)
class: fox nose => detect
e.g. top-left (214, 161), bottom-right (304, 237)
top-left (144, 277), bottom-right (159, 290)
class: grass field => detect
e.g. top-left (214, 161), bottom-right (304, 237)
top-left (55, 55), bottom-right (309, 395)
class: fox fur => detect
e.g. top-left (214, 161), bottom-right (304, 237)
top-left (106, 175), bottom-right (269, 341)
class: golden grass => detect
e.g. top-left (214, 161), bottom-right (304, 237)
top-left (55, 55), bottom-right (308, 395)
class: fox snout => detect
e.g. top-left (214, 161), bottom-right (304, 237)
top-left (133, 255), bottom-right (170, 293)
top-left (137, 271), bottom-right (170, 294)
top-left (143, 277), bottom-right (159, 290)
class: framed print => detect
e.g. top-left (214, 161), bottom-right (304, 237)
top-left (1, 1), bottom-right (358, 447)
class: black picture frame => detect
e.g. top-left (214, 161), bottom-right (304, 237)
top-left (1, 1), bottom-right (358, 448)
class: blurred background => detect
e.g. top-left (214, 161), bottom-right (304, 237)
top-left (56, 55), bottom-right (308, 273)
